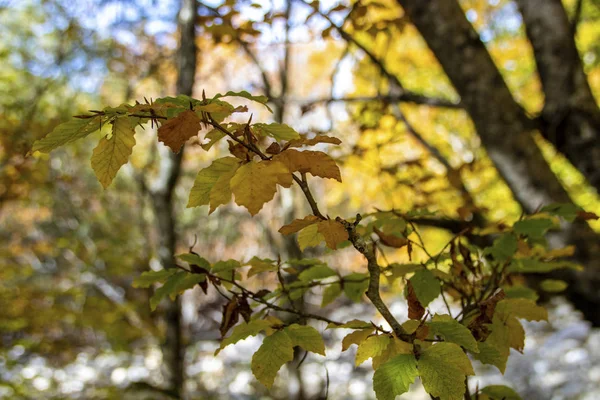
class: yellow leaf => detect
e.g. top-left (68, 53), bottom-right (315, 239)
top-left (230, 160), bottom-right (292, 215)
top-left (342, 328), bottom-right (374, 351)
top-left (279, 215), bottom-right (321, 235)
top-left (297, 223), bottom-right (325, 250)
top-left (356, 334), bottom-right (391, 366)
top-left (274, 149), bottom-right (342, 181)
top-left (157, 110), bottom-right (201, 152)
top-left (91, 117), bottom-right (137, 188)
top-left (317, 220), bottom-right (349, 249)
top-left (286, 134), bottom-right (342, 148)
top-left (187, 157), bottom-right (240, 209)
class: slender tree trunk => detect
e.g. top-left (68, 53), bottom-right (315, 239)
top-left (515, 0), bottom-right (600, 193)
top-left (396, 0), bottom-right (600, 325)
top-left (151, 0), bottom-right (197, 397)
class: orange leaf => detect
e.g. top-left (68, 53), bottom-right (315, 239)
top-left (279, 215), bottom-right (321, 235)
top-left (157, 110), bottom-right (201, 152)
top-left (373, 227), bottom-right (408, 248)
top-left (317, 220), bottom-right (349, 249)
top-left (275, 149), bottom-right (342, 181)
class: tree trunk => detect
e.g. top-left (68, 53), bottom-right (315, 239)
top-left (152, 0), bottom-right (198, 397)
top-left (515, 0), bottom-right (600, 193)
top-left (396, 0), bottom-right (600, 325)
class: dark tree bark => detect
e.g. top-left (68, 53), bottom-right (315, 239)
top-left (396, 0), bottom-right (600, 325)
top-left (151, 0), bottom-right (198, 396)
top-left (515, 0), bottom-right (600, 193)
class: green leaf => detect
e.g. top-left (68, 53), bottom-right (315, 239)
top-left (343, 272), bottom-right (369, 302)
top-left (91, 117), bottom-right (137, 188)
top-left (429, 314), bottom-right (479, 353)
top-left (408, 269), bottom-right (440, 307)
top-left (253, 123), bottom-right (300, 141)
top-left (298, 264), bottom-right (336, 281)
top-left (321, 282), bottom-right (342, 307)
top-left (495, 299), bottom-right (548, 322)
top-left (214, 90), bottom-right (273, 112)
top-left (508, 258), bottom-right (582, 273)
top-left (540, 203), bottom-right (581, 222)
top-left (540, 279), bottom-right (568, 293)
top-left (177, 253), bottom-right (211, 269)
top-left (503, 285), bottom-right (539, 301)
top-left (297, 224), bottom-right (325, 250)
top-left (246, 257), bottom-right (277, 277)
top-left (211, 259), bottom-right (241, 274)
top-left (216, 319), bottom-right (273, 355)
top-left (474, 316), bottom-right (510, 373)
top-left (32, 115), bottom-right (108, 153)
top-left (251, 330), bottom-right (294, 389)
top-left (418, 343), bottom-right (474, 400)
top-left (132, 269), bottom-right (177, 288)
top-left (284, 324), bottom-right (325, 355)
top-left (480, 385), bottom-right (522, 400)
top-left (187, 157), bottom-right (240, 209)
top-left (513, 218), bottom-right (555, 239)
top-left (355, 334), bottom-right (391, 366)
top-left (486, 233), bottom-right (517, 261)
top-left (341, 328), bottom-right (374, 351)
top-left (373, 354), bottom-right (418, 400)
top-left (149, 271), bottom-right (187, 311)
top-left (328, 319), bottom-right (373, 330)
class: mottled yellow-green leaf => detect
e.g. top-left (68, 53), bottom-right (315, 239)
top-left (344, 273), bottom-right (369, 302)
top-left (495, 298), bottom-right (548, 322)
top-left (176, 253), bottom-right (210, 269)
top-left (297, 223), bottom-right (325, 250)
top-left (90, 117), bottom-right (137, 188)
top-left (540, 279), bottom-right (568, 293)
top-left (216, 319), bottom-right (273, 355)
top-left (372, 338), bottom-right (414, 370)
top-left (474, 316), bottom-right (510, 373)
top-left (341, 328), bottom-right (374, 351)
top-left (132, 269), bottom-right (177, 288)
top-left (187, 157), bottom-right (240, 209)
top-left (149, 271), bottom-right (187, 311)
top-left (214, 90), bottom-right (273, 112)
top-left (373, 354), bottom-right (418, 400)
top-left (480, 385), bottom-right (522, 400)
top-left (506, 317), bottom-right (525, 352)
top-left (355, 334), bottom-right (391, 366)
top-left (251, 330), bottom-right (294, 389)
top-left (408, 269), bottom-right (440, 307)
top-left (246, 257), bottom-right (277, 277)
top-left (209, 161), bottom-right (241, 213)
top-left (418, 343), bottom-right (474, 400)
top-left (32, 115), bottom-right (108, 153)
top-left (230, 160), bottom-right (292, 215)
top-left (321, 282), bottom-right (342, 307)
top-left (284, 324), bottom-right (325, 355)
top-left (253, 122), bottom-right (300, 141)
top-left (429, 314), bottom-right (479, 353)
top-left (298, 264), bottom-right (336, 281)
top-left (317, 219), bottom-right (349, 249)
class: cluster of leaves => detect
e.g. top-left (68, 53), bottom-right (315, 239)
top-left (31, 92), bottom-right (599, 400)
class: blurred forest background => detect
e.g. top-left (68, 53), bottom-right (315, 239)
top-left (1, 0), bottom-right (600, 399)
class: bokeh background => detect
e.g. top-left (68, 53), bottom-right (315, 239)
top-left (1, 0), bottom-right (600, 399)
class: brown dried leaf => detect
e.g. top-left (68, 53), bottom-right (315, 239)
top-left (374, 227), bottom-right (408, 248)
top-left (157, 110), bottom-right (201, 152)
top-left (406, 281), bottom-right (425, 320)
top-left (279, 215), bottom-right (321, 235)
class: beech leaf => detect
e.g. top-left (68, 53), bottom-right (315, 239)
top-left (157, 110), bottom-right (201, 152)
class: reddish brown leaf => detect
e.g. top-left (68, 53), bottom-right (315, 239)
top-left (406, 281), bottom-right (425, 320)
top-left (157, 110), bottom-right (201, 152)
top-left (374, 226), bottom-right (408, 248)
top-left (219, 297), bottom-right (240, 337)
top-left (265, 142), bottom-right (281, 155)
top-left (577, 210), bottom-right (599, 221)
top-left (279, 215), bottom-right (320, 235)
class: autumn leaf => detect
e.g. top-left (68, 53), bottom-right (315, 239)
top-left (187, 157), bottom-right (240, 209)
top-left (230, 160), bottom-right (293, 215)
top-left (286, 134), bottom-right (342, 148)
top-left (418, 343), bottom-right (474, 400)
top-left (373, 226), bottom-right (408, 248)
top-left (90, 117), bottom-right (137, 188)
top-left (251, 330), bottom-right (294, 389)
top-left (274, 149), bottom-right (342, 181)
top-left (406, 281), bottom-right (425, 320)
top-left (157, 110), bottom-right (201, 152)
top-left (373, 354), bottom-right (418, 400)
top-left (32, 115), bottom-right (108, 153)
top-left (279, 215), bottom-right (321, 235)
top-left (297, 224), bottom-right (325, 250)
top-left (317, 219), bottom-right (349, 249)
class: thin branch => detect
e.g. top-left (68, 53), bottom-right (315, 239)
top-left (305, 94), bottom-right (461, 109)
